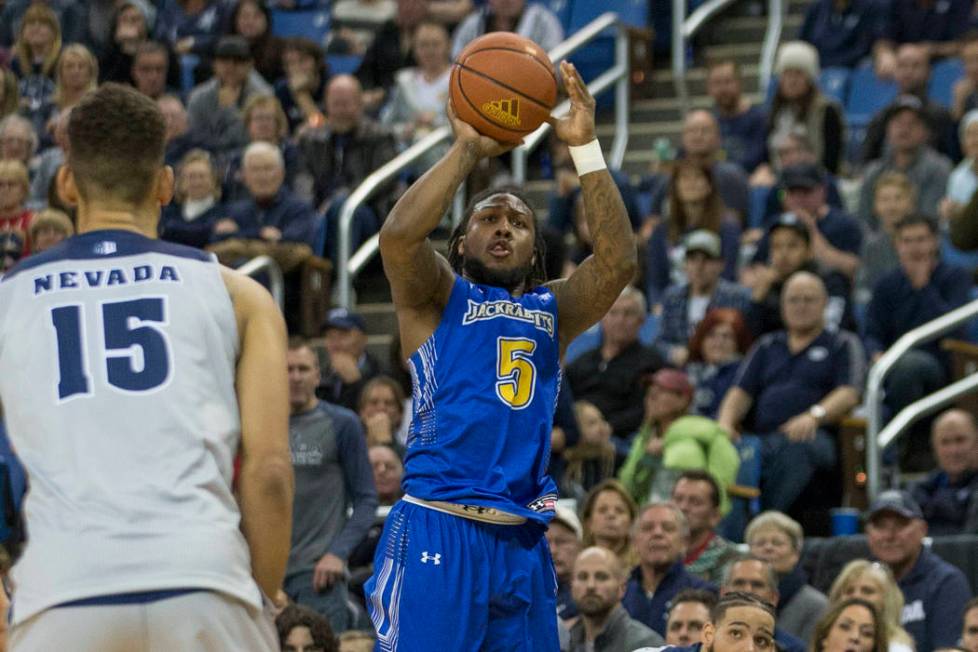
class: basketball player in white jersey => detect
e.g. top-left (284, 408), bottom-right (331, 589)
top-left (0, 83), bottom-right (294, 650)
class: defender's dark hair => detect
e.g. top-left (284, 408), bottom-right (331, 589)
top-left (711, 591), bottom-right (776, 624)
top-left (67, 83), bottom-right (166, 205)
top-left (447, 185), bottom-right (548, 287)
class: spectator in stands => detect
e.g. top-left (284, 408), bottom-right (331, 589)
top-left (158, 94), bottom-right (201, 167)
top-left (9, 4), bottom-right (61, 140)
top-left (318, 307), bottom-right (383, 413)
top-left (963, 598), bottom-right (978, 652)
top-left (865, 489), bottom-right (973, 652)
top-left (664, 588), bottom-right (717, 645)
top-left (864, 214), bottom-right (971, 471)
top-left (28, 208), bottom-right (72, 253)
top-left (357, 376), bottom-right (406, 453)
top-left (635, 592), bottom-right (778, 652)
top-left (275, 603), bottom-right (339, 652)
top-left (451, 0), bottom-right (564, 59)
top-left (954, 32), bottom-right (978, 120)
top-left (98, 0), bottom-right (157, 86)
top-left (581, 479), bottom-right (639, 572)
top-left (563, 401), bottom-right (617, 497)
top-left (356, 0), bottom-right (427, 112)
top-left (568, 546), bottom-right (665, 650)
top-left (548, 505), bottom-right (584, 622)
top-left (154, 0), bottom-right (232, 58)
top-left (718, 272), bottom-right (865, 514)
top-left (745, 511), bottom-right (828, 642)
top-left (130, 42), bottom-right (175, 100)
top-left (864, 45), bottom-right (957, 163)
top-left (381, 20), bottom-right (452, 173)
top-left (910, 409), bottom-right (978, 535)
top-left (619, 370), bottom-right (739, 513)
top-left (27, 108), bottom-right (70, 210)
top-left (367, 444), bottom-right (403, 506)
top-left (685, 308), bottom-right (753, 419)
top-left (623, 502), bottom-right (715, 637)
top-left (0, 0), bottom-right (88, 49)
top-left (649, 110), bottom-right (750, 225)
top-left (810, 598), bottom-right (888, 652)
top-left (827, 559), bottom-right (915, 651)
top-left (872, 0), bottom-right (970, 75)
top-left (800, 0), bottom-right (885, 68)
top-left (285, 338), bottom-right (378, 633)
top-left (672, 470), bottom-right (741, 586)
top-left (0, 69), bottom-right (20, 123)
top-left (222, 141), bottom-right (318, 247)
top-left (744, 214), bottom-right (844, 336)
top-left (330, 0), bottom-right (398, 56)
top-left (296, 74), bottom-right (397, 260)
top-left (707, 59), bottom-right (767, 174)
top-left (943, 110), bottom-right (978, 224)
top-left (858, 96), bottom-right (953, 227)
top-left (338, 631), bottom-right (375, 652)
top-left (187, 35), bottom-right (273, 161)
top-left (229, 0), bottom-right (284, 85)
top-left (158, 149), bottom-right (226, 248)
top-left (0, 160), bottom-right (33, 261)
top-left (222, 95), bottom-right (299, 203)
top-left (645, 161), bottom-right (742, 305)
top-left (566, 286), bottom-right (665, 444)
top-left (50, 45), bottom-right (98, 135)
top-left (857, 172), bottom-right (915, 303)
top-left (720, 556), bottom-right (807, 651)
top-left (0, 115), bottom-right (37, 171)
top-left (276, 38), bottom-right (329, 133)
top-left (654, 230), bottom-right (751, 366)
top-left (768, 41), bottom-right (845, 175)
top-left (426, 0), bottom-right (473, 28)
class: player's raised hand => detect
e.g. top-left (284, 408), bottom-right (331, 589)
top-left (447, 97), bottom-right (517, 159)
top-left (549, 61), bottom-right (596, 147)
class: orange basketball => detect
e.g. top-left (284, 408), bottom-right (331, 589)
top-left (449, 32), bottom-right (558, 144)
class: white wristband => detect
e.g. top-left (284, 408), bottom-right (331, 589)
top-left (569, 139), bottom-right (606, 177)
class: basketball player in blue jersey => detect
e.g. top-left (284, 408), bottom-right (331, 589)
top-left (0, 84), bottom-right (294, 650)
top-left (365, 61), bottom-right (637, 650)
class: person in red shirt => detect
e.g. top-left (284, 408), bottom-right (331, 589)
top-left (0, 160), bottom-right (34, 266)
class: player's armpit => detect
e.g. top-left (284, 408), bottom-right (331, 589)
top-left (548, 170), bottom-right (637, 355)
top-left (221, 267), bottom-right (294, 598)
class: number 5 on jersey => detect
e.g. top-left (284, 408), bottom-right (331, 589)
top-left (50, 297), bottom-right (172, 400)
top-left (496, 337), bottom-right (537, 409)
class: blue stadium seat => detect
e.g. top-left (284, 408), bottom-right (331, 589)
top-left (929, 57), bottom-right (964, 109)
top-left (819, 67), bottom-right (851, 105)
top-left (179, 54), bottom-right (200, 96)
top-left (270, 8), bottom-right (331, 44)
top-left (845, 64), bottom-right (897, 127)
top-left (565, 0), bottom-right (649, 99)
top-left (327, 54), bottom-right (363, 76)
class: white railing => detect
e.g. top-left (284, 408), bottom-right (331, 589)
top-left (672, 0), bottom-right (785, 111)
top-left (865, 298), bottom-right (978, 500)
top-left (336, 12), bottom-right (633, 309)
top-left (238, 255), bottom-right (284, 309)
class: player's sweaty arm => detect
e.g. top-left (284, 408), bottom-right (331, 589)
top-left (224, 268), bottom-right (294, 598)
top-left (547, 62), bottom-right (637, 354)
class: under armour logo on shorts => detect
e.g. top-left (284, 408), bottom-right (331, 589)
top-left (420, 551), bottom-right (441, 565)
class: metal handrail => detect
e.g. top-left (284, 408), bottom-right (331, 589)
top-left (512, 12), bottom-right (630, 182)
top-left (865, 297), bottom-right (978, 500)
top-left (337, 12), bottom-right (634, 309)
top-left (237, 255), bottom-right (285, 309)
top-left (672, 0), bottom-right (785, 111)
top-left (876, 373), bottom-right (978, 452)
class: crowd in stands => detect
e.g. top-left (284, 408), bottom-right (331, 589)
top-left (4, 0), bottom-right (978, 650)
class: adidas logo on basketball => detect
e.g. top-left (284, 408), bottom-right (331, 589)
top-left (481, 98), bottom-right (521, 128)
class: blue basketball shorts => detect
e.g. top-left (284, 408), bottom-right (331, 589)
top-left (364, 500), bottom-right (559, 652)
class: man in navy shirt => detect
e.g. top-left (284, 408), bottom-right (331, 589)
top-left (911, 409), bottom-right (978, 535)
top-left (706, 60), bottom-right (767, 174)
top-left (623, 502), bottom-right (716, 637)
top-left (865, 214), bottom-right (971, 470)
top-left (866, 490), bottom-right (973, 652)
top-left (800, 0), bottom-right (886, 68)
top-left (873, 0), bottom-right (972, 73)
top-left (718, 272), bottom-right (864, 513)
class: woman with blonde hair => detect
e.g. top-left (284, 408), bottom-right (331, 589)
top-left (0, 68), bottom-right (19, 122)
top-left (158, 149), bottom-right (225, 249)
top-left (810, 597), bottom-right (888, 652)
top-left (52, 44), bottom-right (98, 115)
top-left (827, 560), bottom-right (914, 652)
top-left (10, 4), bottom-right (62, 138)
top-left (580, 479), bottom-right (639, 569)
top-left (29, 208), bottom-right (73, 254)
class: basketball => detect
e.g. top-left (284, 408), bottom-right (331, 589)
top-left (450, 32), bottom-right (558, 144)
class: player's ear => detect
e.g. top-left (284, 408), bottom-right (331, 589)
top-left (456, 235), bottom-right (465, 256)
top-left (56, 165), bottom-right (78, 206)
top-left (156, 166), bottom-right (175, 207)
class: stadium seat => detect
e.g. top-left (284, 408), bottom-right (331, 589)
top-left (270, 8), bottom-right (331, 44)
top-left (565, 0), bottom-right (649, 98)
top-left (748, 185), bottom-right (771, 230)
top-left (845, 64), bottom-right (898, 127)
top-left (179, 54), bottom-right (200, 96)
top-left (929, 57), bottom-right (964, 109)
top-left (819, 67), bottom-right (851, 105)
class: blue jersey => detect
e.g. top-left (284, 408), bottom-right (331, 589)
top-left (403, 276), bottom-right (560, 525)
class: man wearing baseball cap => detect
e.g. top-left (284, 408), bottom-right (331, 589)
top-left (866, 489), bottom-right (972, 652)
top-left (317, 307), bottom-right (382, 411)
top-left (547, 505), bottom-right (584, 622)
top-left (654, 230), bottom-right (750, 367)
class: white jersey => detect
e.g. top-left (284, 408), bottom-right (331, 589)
top-left (0, 229), bottom-right (260, 625)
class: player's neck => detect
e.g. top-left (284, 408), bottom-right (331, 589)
top-left (75, 204), bottom-right (159, 238)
